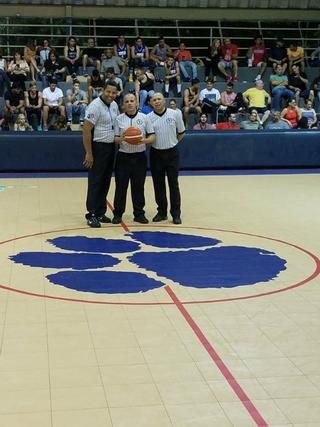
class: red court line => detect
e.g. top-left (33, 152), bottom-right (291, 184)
top-left (107, 200), bottom-right (129, 232)
top-left (165, 285), bottom-right (269, 427)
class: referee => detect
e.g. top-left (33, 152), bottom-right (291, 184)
top-left (83, 81), bottom-right (119, 228)
top-left (149, 92), bottom-right (185, 224)
top-left (112, 93), bottom-right (155, 224)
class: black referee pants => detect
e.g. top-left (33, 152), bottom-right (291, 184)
top-left (86, 141), bottom-right (115, 218)
top-left (113, 151), bottom-right (147, 218)
top-left (150, 146), bottom-right (181, 218)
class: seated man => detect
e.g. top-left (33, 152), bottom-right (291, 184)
top-left (101, 48), bottom-right (125, 82)
top-left (150, 37), bottom-right (172, 67)
top-left (25, 82), bottom-right (43, 131)
top-left (4, 81), bottom-right (25, 128)
top-left (164, 56), bottom-right (181, 97)
top-left (218, 37), bottom-right (238, 82)
top-left (131, 37), bottom-right (151, 70)
top-left (288, 64), bottom-right (311, 105)
top-left (66, 79), bottom-right (88, 128)
top-left (268, 37), bottom-right (288, 73)
top-left (220, 82), bottom-right (246, 116)
top-left (243, 80), bottom-right (271, 125)
top-left (193, 113), bottom-right (215, 130)
top-left (309, 44), bottom-right (320, 67)
top-left (240, 110), bottom-right (263, 130)
top-left (87, 69), bottom-right (104, 104)
top-left (183, 78), bottom-right (202, 128)
top-left (287, 41), bottom-right (305, 73)
top-left (270, 64), bottom-right (294, 111)
top-left (265, 110), bottom-right (291, 129)
top-left (199, 78), bottom-right (221, 123)
top-left (310, 73), bottom-right (320, 108)
top-left (174, 42), bottom-right (197, 81)
top-left (82, 38), bottom-right (101, 76)
top-left (105, 67), bottom-right (123, 105)
top-left (215, 112), bottom-right (240, 130)
top-left (42, 78), bottom-right (65, 131)
top-left (247, 35), bottom-right (267, 81)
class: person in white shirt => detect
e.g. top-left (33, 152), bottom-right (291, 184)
top-left (149, 92), bottom-right (185, 224)
top-left (199, 78), bottom-right (221, 123)
top-left (42, 78), bottom-right (65, 131)
top-left (112, 93), bottom-right (155, 224)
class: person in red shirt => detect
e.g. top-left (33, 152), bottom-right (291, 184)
top-left (174, 42), bottom-right (197, 81)
top-left (218, 37), bottom-right (239, 82)
top-left (215, 113), bottom-right (240, 130)
top-left (247, 35), bottom-right (267, 81)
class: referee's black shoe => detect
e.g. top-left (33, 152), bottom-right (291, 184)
top-left (173, 216), bottom-right (182, 225)
top-left (152, 213), bottom-right (168, 222)
top-left (97, 215), bottom-right (111, 223)
top-left (112, 216), bottom-right (122, 224)
top-left (134, 215), bottom-right (149, 224)
top-left (87, 215), bottom-right (101, 228)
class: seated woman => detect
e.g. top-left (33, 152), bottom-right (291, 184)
top-left (281, 99), bottom-right (301, 128)
top-left (41, 51), bottom-right (65, 89)
top-left (204, 38), bottom-right (221, 81)
top-left (193, 113), bottom-right (215, 130)
top-left (7, 51), bottom-right (29, 91)
top-left (37, 39), bottom-right (53, 67)
top-left (134, 68), bottom-right (155, 109)
top-left (25, 82), bottom-right (43, 131)
top-left (24, 39), bottom-right (39, 81)
top-left (64, 36), bottom-right (81, 78)
top-left (14, 113), bottom-right (33, 131)
top-left (300, 99), bottom-right (317, 128)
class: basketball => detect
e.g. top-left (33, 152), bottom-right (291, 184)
top-left (123, 127), bottom-right (143, 144)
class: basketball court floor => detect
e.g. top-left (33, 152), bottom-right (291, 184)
top-left (0, 169), bottom-right (320, 427)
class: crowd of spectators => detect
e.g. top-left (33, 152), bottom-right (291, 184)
top-left (0, 34), bottom-right (319, 132)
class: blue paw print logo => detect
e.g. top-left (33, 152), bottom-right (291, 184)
top-left (9, 231), bottom-right (286, 294)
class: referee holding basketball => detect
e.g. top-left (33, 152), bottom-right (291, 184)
top-left (83, 81), bottom-right (119, 228)
top-left (149, 92), bottom-right (185, 224)
top-left (112, 93), bottom-right (155, 224)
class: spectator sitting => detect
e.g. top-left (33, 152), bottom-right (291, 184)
top-left (42, 78), bottom-right (65, 131)
top-left (105, 67), bottom-right (123, 105)
top-left (82, 38), bottom-right (101, 76)
top-left (13, 113), bottom-right (33, 131)
top-left (183, 77), bottom-right (202, 127)
top-left (168, 98), bottom-right (183, 119)
top-left (310, 72), bottom-right (320, 108)
top-left (24, 39), bottom-right (39, 81)
top-left (164, 56), bottom-right (181, 97)
top-left (64, 36), bottom-right (80, 79)
top-left (300, 99), bottom-right (317, 128)
top-left (134, 68), bottom-right (155, 110)
top-left (52, 115), bottom-right (68, 131)
top-left (199, 78), bottom-right (221, 123)
top-left (218, 37), bottom-right (238, 82)
top-left (220, 82), bottom-right (246, 116)
top-left (243, 80), bottom-right (271, 125)
top-left (114, 34), bottom-right (131, 64)
top-left (240, 110), bottom-right (263, 130)
top-left (268, 37), bottom-right (288, 73)
top-left (280, 99), bottom-right (301, 128)
top-left (150, 37), bottom-right (172, 67)
top-left (4, 82), bottom-right (25, 128)
top-left (270, 64), bottom-right (294, 112)
top-left (265, 111), bottom-right (291, 129)
top-left (0, 110), bottom-right (5, 130)
top-left (215, 112), bottom-right (240, 130)
top-left (288, 64), bottom-right (311, 105)
top-left (174, 42), bottom-right (197, 82)
top-left (101, 47), bottom-right (125, 82)
top-left (41, 51), bottom-right (65, 89)
top-left (37, 39), bottom-right (53, 67)
top-left (297, 116), bottom-right (309, 129)
top-left (66, 79), bottom-right (87, 128)
top-left (131, 37), bottom-right (150, 70)
top-left (87, 69), bottom-right (104, 104)
top-left (247, 35), bottom-right (267, 81)
top-left (287, 41), bottom-right (305, 73)
top-left (204, 38), bottom-right (221, 81)
top-left (7, 51), bottom-right (29, 91)
top-left (0, 50), bottom-right (10, 91)
top-left (193, 113), bottom-right (215, 130)
top-left (141, 98), bottom-right (153, 115)
top-left (25, 82), bottom-right (43, 131)
top-left (309, 43), bottom-right (320, 67)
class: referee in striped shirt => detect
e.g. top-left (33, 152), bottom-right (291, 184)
top-left (83, 81), bottom-right (119, 228)
top-left (112, 93), bottom-right (155, 224)
top-left (149, 92), bottom-right (186, 224)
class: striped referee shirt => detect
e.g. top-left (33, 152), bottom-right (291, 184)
top-left (85, 97), bottom-right (119, 143)
top-left (115, 112), bottom-right (154, 154)
top-left (148, 108), bottom-right (185, 150)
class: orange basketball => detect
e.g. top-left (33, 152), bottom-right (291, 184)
top-left (123, 126), bottom-right (143, 145)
